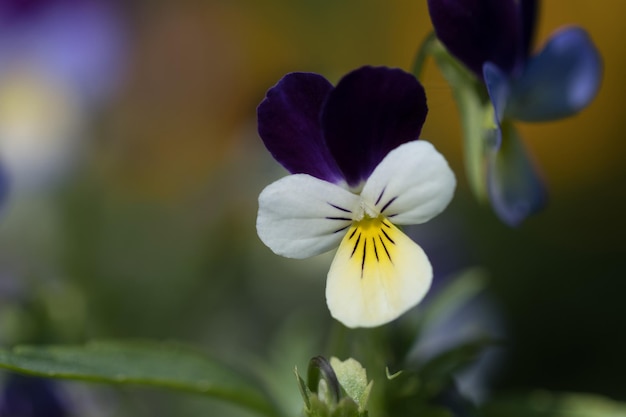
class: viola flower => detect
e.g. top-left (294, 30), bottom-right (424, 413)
top-left (426, 0), bottom-right (602, 225)
top-left (256, 66), bottom-right (456, 328)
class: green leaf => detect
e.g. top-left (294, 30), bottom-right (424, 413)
top-left (417, 338), bottom-right (494, 394)
top-left (295, 365), bottom-right (312, 411)
top-left (0, 340), bottom-right (279, 417)
top-left (418, 267), bottom-right (489, 331)
top-left (482, 391), bottom-right (626, 417)
top-left (246, 313), bottom-right (324, 417)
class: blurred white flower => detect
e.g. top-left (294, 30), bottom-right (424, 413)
top-left (0, 68), bottom-right (84, 190)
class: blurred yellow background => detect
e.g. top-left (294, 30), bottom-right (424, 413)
top-left (95, 1), bottom-right (625, 252)
top-left (98, 1), bottom-right (622, 193)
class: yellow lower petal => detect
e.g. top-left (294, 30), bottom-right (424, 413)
top-left (325, 217), bottom-right (432, 328)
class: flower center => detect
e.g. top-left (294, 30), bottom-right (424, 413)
top-left (353, 199), bottom-right (379, 222)
top-left (342, 215), bottom-right (397, 278)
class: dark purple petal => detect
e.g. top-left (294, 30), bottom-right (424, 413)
top-left (519, 0), bottom-right (539, 61)
top-left (321, 66), bottom-right (427, 187)
top-left (0, 0), bottom-right (84, 25)
top-left (506, 27), bottom-right (603, 122)
top-left (257, 73), bottom-right (344, 183)
top-left (427, 0), bottom-right (521, 79)
top-left (0, 0), bottom-right (52, 23)
top-left (487, 122), bottom-right (547, 226)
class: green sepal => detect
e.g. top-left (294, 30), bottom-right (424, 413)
top-left (413, 33), bottom-right (496, 202)
top-left (307, 395), bottom-right (362, 417)
top-left (300, 356), bottom-right (372, 417)
top-left (295, 366), bottom-right (312, 411)
top-left (330, 357), bottom-right (373, 414)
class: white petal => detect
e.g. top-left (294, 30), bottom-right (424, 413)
top-left (326, 217), bottom-right (432, 328)
top-left (257, 174), bottom-right (360, 259)
top-left (360, 141), bottom-right (456, 225)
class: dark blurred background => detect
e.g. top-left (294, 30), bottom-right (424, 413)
top-left (0, 0), bottom-right (624, 415)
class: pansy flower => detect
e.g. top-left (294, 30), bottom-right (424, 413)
top-left (256, 66), bottom-right (456, 328)
top-left (426, 0), bottom-right (602, 225)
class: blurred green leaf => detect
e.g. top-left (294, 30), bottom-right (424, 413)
top-left (246, 313), bottom-right (325, 417)
top-left (412, 406), bottom-right (454, 417)
top-left (419, 267), bottom-right (489, 331)
top-left (482, 391), bottom-right (626, 417)
top-left (417, 338), bottom-right (491, 391)
top-left (0, 340), bottom-right (279, 417)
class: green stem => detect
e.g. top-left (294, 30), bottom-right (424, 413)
top-left (427, 40), bottom-right (491, 202)
top-left (325, 320), bottom-right (349, 359)
top-left (411, 31), bottom-right (437, 80)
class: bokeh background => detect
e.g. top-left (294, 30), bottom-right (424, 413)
top-left (0, 0), bottom-right (624, 415)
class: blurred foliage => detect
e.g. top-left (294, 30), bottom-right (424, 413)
top-left (481, 392), bottom-right (626, 417)
top-left (0, 341), bottom-right (277, 416)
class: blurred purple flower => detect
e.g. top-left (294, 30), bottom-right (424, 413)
top-left (0, 0), bottom-right (126, 104)
top-left (0, 374), bottom-right (67, 417)
top-left (427, 0), bottom-right (602, 225)
top-left (0, 0), bottom-right (126, 192)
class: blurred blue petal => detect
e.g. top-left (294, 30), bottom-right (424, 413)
top-left (487, 122), bottom-right (547, 226)
top-left (483, 62), bottom-right (511, 126)
top-left (0, 374), bottom-right (67, 417)
top-left (31, 1), bottom-right (126, 104)
top-left (506, 27), bottom-right (603, 122)
top-left (0, 0), bottom-right (126, 106)
top-left (0, 165), bottom-right (8, 208)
